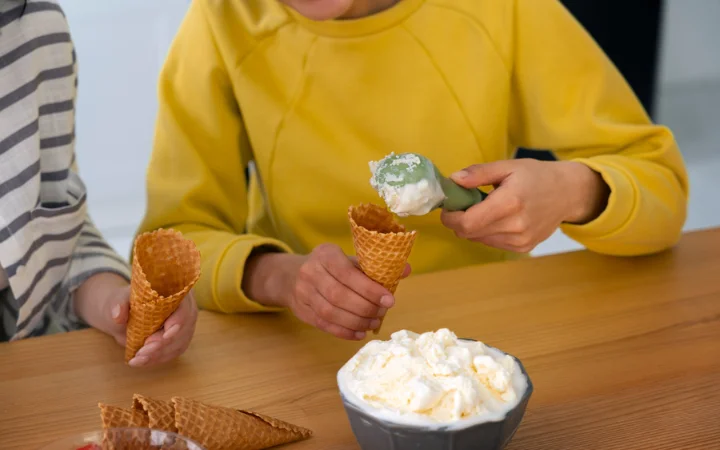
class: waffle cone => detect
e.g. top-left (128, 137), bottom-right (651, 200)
top-left (99, 403), bottom-right (149, 429)
top-left (125, 229), bottom-right (201, 362)
top-left (172, 397), bottom-right (312, 450)
top-left (133, 394), bottom-right (177, 433)
top-left (348, 204), bottom-right (417, 333)
top-left (98, 403), bottom-right (153, 450)
top-left (348, 204), bottom-right (417, 293)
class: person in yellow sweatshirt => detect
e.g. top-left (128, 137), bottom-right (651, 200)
top-left (138, 0), bottom-right (688, 340)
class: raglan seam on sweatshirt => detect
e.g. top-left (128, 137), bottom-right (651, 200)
top-left (424, 1), bottom-right (512, 75)
top-left (400, 24), bottom-right (490, 164)
top-left (264, 35), bottom-right (319, 239)
top-left (199, 0), bottom-right (291, 79)
top-left (235, 22), bottom-right (295, 69)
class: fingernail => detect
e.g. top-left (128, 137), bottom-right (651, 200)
top-left (380, 295), bottom-right (394, 308)
top-left (370, 319), bottom-right (381, 329)
top-left (355, 331), bottom-right (366, 340)
top-left (377, 308), bottom-right (388, 318)
top-left (163, 324), bottom-right (181, 340)
top-left (111, 305), bottom-right (120, 320)
top-left (451, 169), bottom-right (469, 180)
top-left (128, 355), bottom-right (149, 367)
top-left (136, 342), bottom-right (161, 356)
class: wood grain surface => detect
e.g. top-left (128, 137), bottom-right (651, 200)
top-left (1, 228), bottom-right (719, 449)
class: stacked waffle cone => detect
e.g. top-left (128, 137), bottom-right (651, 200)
top-left (98, 394), bottom-right (312, 450)
top-left (348, 204), bottom-right (417, 333)
top-left (125, 229), bottom-right (201, 363)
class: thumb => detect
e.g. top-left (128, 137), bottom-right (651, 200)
top-left (450, 160), bottom-right (516, 188)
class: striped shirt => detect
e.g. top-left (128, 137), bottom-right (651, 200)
top-left (0, 0), bottom-right (130, 341)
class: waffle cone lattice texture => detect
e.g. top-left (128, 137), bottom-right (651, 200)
top-left (125, 229), bottom-right (201, 362)
top-left (99, 403), bottom-right (149, 429)
top-left (348, 203), bottom-right (417, 294)
top-left (98, 403), bottom-right (155, 450)
top-left (173, 397), bottom-right (313, 450)
top-left (99, 395), bottom-right (312, 450)
top-left (133, 394), bottom-right (177, 433)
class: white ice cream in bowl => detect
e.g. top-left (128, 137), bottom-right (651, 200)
top-left (337, 329), bottom-right (533, 450)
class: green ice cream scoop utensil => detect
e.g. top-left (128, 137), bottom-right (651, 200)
top-left (370, 152), bottom-right (486, 213)
top-left (434, 165), bottom-right (487, 212)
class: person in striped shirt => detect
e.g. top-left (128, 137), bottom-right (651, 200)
top-left (0, 0), bottom-right (197, 367)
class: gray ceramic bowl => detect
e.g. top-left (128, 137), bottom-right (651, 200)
top-left (339, 342), bottom-right (533, 450)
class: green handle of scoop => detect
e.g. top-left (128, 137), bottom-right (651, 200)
top-left (434, 166), bottom-right (487, 212)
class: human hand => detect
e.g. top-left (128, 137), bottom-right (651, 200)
top-left (243, 245), bottom-right (411, 340)
top-left (73, 272), bottom-right (198, 367)
top-left (441, 159), bottom-right (609, 253)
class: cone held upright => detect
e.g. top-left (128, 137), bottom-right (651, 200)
top-left (348, 204), bottom-right (417, 333)
top-left (348, 203), bottom-right (417, 293)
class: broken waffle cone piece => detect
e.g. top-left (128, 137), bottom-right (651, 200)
top-left (133, 394), bottom-right (177, 433)
top-left (125, 229), bottom-right (201, 363)
top-left (348, 203), bottom-right (417, 334)
top-left (98, 403), bottom-right (154, 450)
top-left (172, 396), bottom-right (312, 450)
top-left (99, 403), bottom-right (149, 429)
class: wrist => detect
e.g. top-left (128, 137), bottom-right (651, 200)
top-left (560, 161), bottom-right (610, 224)
top-left (242, 251), bottom-right (304, 308)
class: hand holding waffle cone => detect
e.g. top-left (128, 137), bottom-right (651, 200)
top-left (98, 394), bottom-right (312, 450)
top-left (348, 203), bottom-right (417, 334)
top-left (125, 229), bottom-right (201, 364)
top-left (269, 203), bottom-right (416, 339)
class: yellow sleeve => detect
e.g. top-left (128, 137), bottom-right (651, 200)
top-left (508, 0), bottom-right (689, 256)
top-left (137, 0), bottom-right (291, 313)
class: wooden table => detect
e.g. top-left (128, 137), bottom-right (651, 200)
top-left (2, 229), bottom-right (720, 450)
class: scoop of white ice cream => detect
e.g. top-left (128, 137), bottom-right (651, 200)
top-left (369, 153), bottom-right (445, 217)
top-left (338, 329), bottom-right (526, 427)
top-left (373, 178), bottom-right (445, 217)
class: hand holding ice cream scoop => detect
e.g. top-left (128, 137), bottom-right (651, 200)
top-left (369, 152), bottom-right (487, 217)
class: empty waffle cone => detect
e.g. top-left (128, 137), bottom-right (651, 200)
top-left (348, 204), bottom-right (417, 334)
top-left (133, 394), bottom-right (177, 433)
top-left (172, 397), bottom-right (312, 450)
top-left (125, 229), bottom-right (201, 363)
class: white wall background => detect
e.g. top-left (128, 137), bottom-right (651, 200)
top-left (61, 0), bottom-right (189, 257)
top-left (659, 0), bottom-right (720, 86)
top-left (61, 0), bottom-right (720, 258)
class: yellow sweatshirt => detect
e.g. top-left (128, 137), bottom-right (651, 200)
top-left (138, 0), bottom-right (688, 313)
